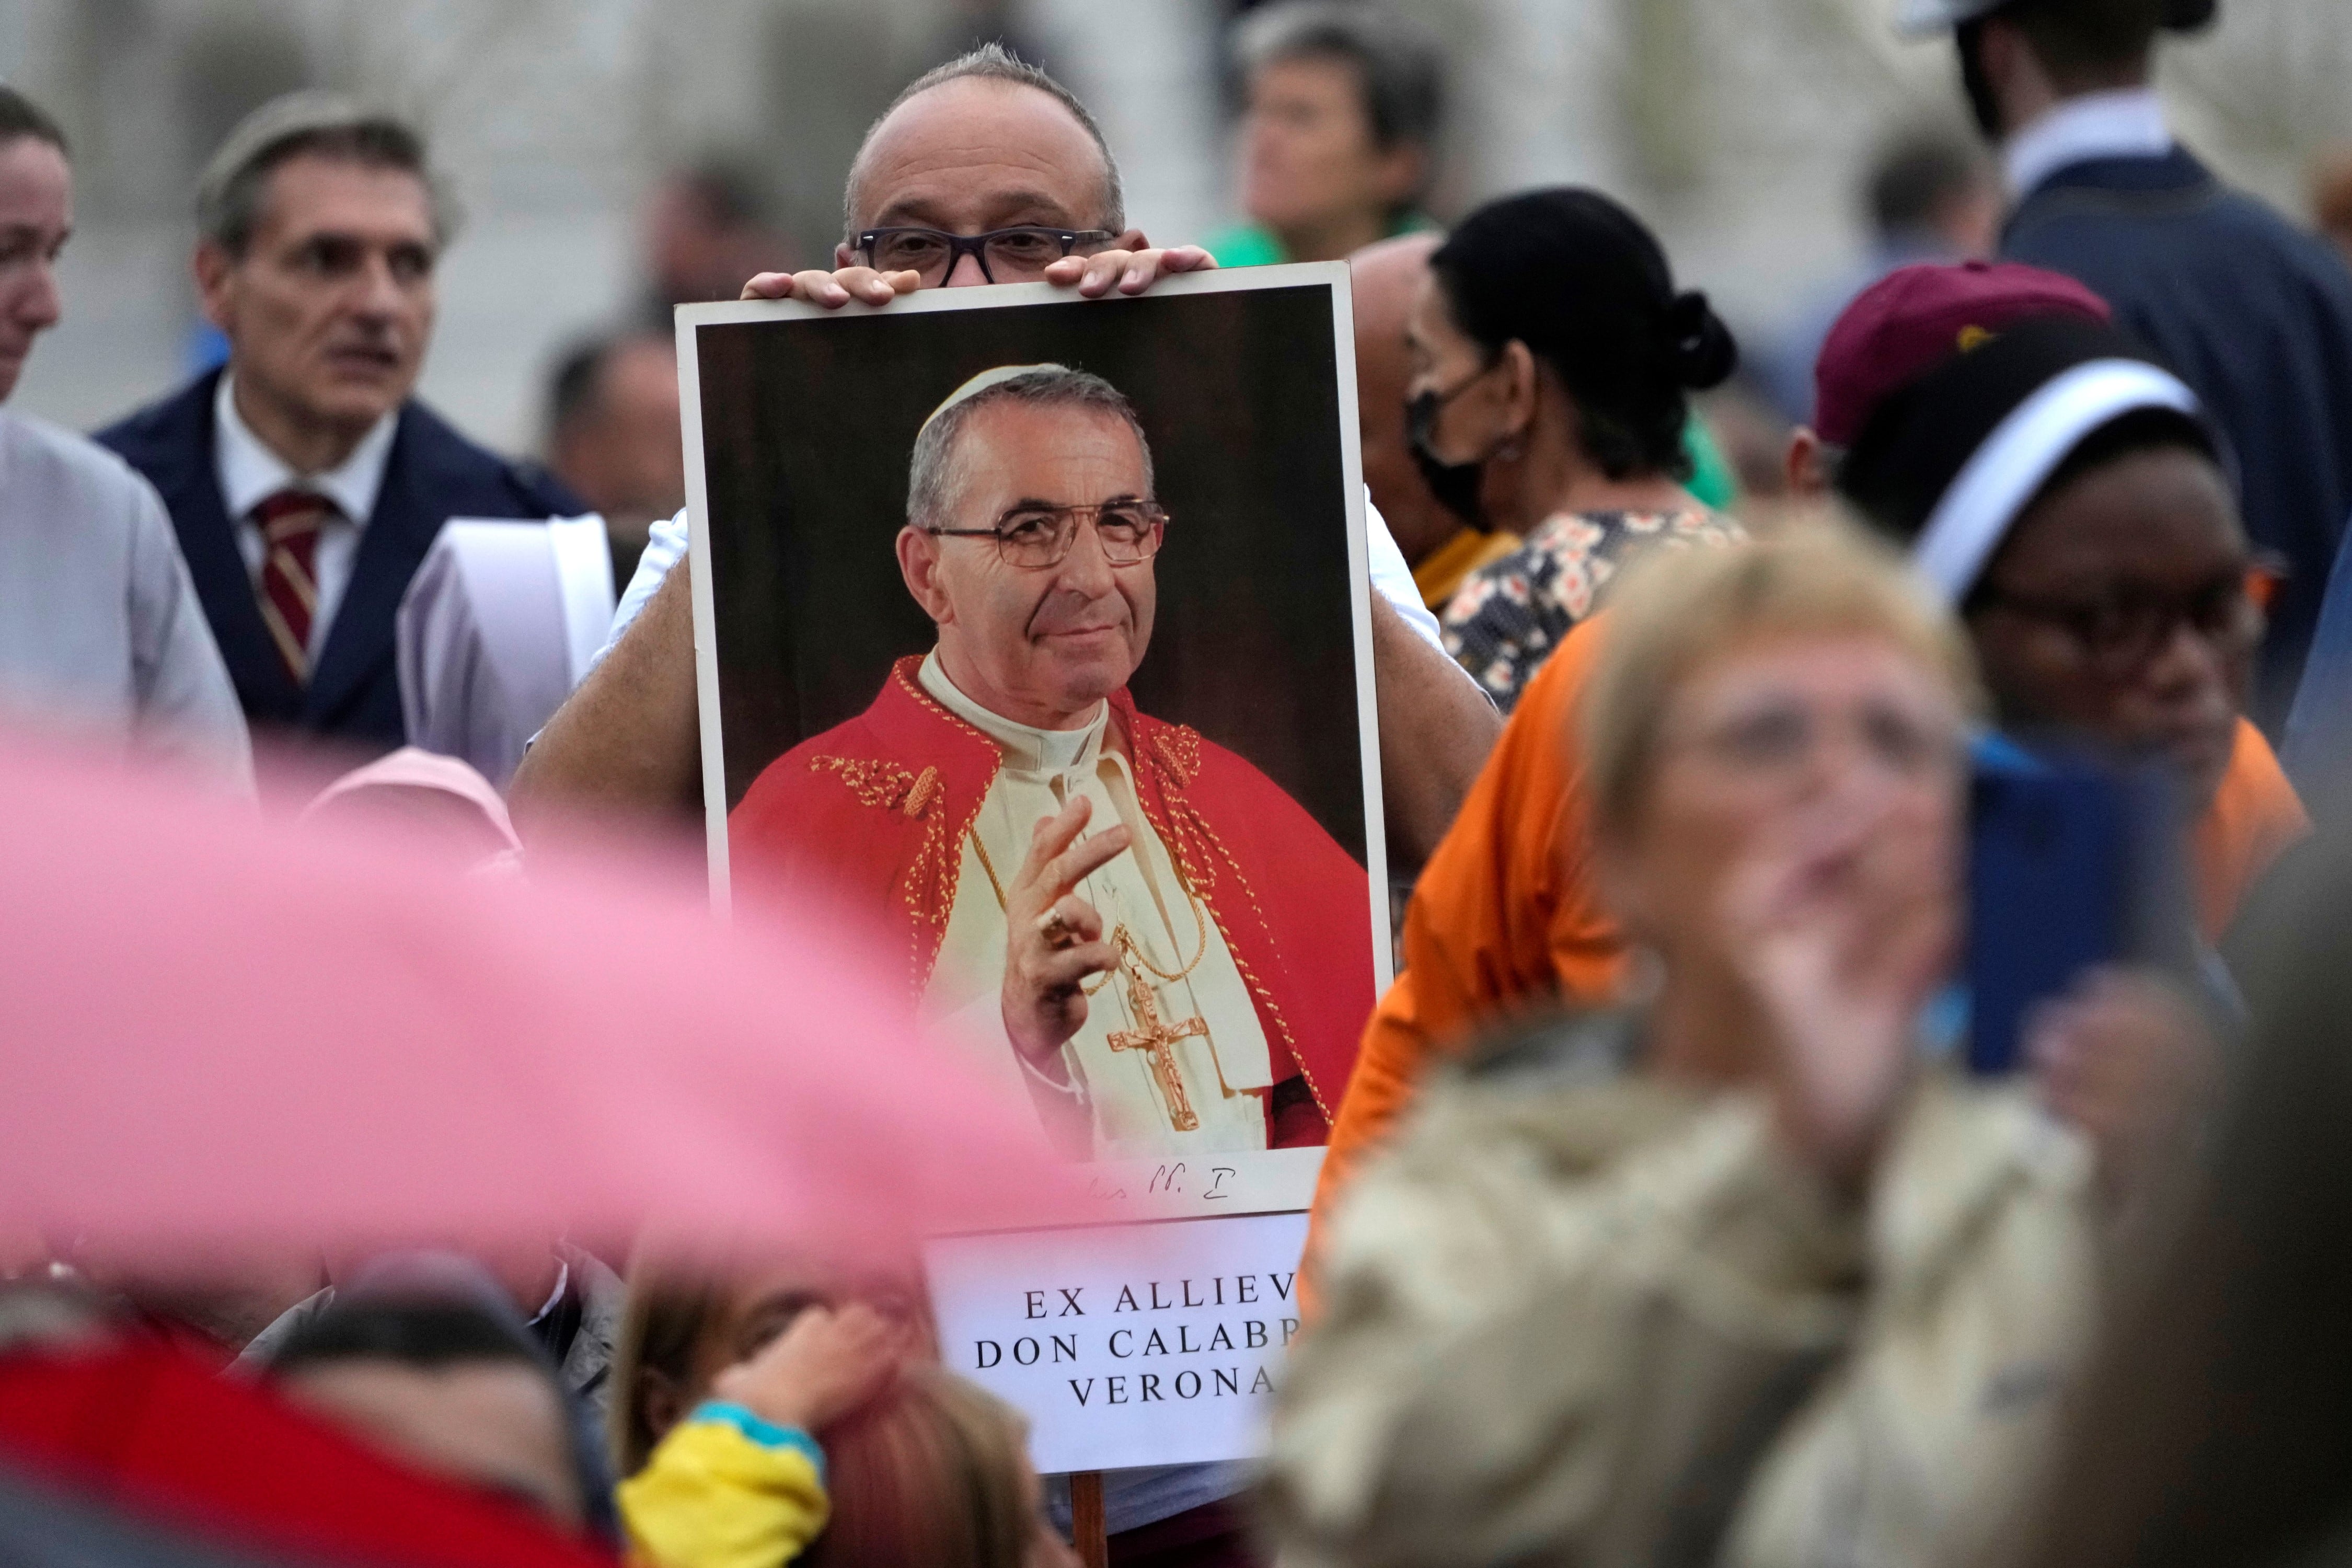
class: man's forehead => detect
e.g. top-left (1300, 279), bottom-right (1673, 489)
top-left (598, 333), bottom-right (675, 386)
top-left (853, 79), bottom-right (1112, 232)
top-left (871, 183), bottom-right (1082, 234)
top-left (958, 402), bottom-right (1146, 495)
top-left (256, 154), bottom-right (436, 241)
top-left (0, 138), bottom-right (68, 210)
top-left (1350, 233), bottom-right (1442, 328)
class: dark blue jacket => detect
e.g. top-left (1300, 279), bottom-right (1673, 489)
top-left (2284, 510), bottom-right (2352, 798)
top-left (2002, 147), bottom-right (2352, 731)
top-left (96, 369), bottom-right (581, 758)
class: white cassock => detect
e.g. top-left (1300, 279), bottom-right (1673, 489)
top-left (917, 652), bottom-right (1275, 1160)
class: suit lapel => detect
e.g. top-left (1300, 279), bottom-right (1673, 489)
top-left (306, 406), bottom-right (440, 729)
top-left (153, 372), bottom-right (303, 722)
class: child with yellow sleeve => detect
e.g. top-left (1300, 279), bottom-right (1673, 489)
top-left (619, 1304), bottom-right (900, 1568)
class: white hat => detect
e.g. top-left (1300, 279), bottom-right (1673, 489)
top-left (1894, 0), bottom-right (2217, 37)
top-left (1893, 0), bottom-right (2007, 36)
top-left (919, 363), bottom-right (1076, 432)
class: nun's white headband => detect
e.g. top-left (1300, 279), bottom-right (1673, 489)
top-left (1911, 359), bottom-right (2203, 605)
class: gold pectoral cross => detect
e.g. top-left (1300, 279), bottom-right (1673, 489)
top-left (1106, 961), bottom-right (1209, 1133)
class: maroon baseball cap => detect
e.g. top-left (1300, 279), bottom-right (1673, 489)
top-left (1813, 260), bottom-right (2111, 447)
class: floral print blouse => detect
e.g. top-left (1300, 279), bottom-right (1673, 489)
top-left (1439, 508), bottom-right (1745, 711)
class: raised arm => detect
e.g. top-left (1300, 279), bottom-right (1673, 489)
top-left (1368, 593), bottom-right (1500, 876)
top-left (506, 557), bottom-right (701, 835)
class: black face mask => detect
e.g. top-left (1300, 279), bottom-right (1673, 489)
top-left (1956, 20), bottom-right (2003, 142)
top-left (1406, 367), bottom-right (1500, 531)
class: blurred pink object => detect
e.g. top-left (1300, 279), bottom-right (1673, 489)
top-left (300, 746), bottom-right (522, 869)
top-left (0, 730), bottom-right (1077, 1270)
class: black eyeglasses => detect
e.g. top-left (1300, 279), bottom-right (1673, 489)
top-left (926, 501), bottom-right (1169, 570)
top-left (1974, 571), bottom-right (2263, 677)
top-left (853, 226), bottom-right (1118, 285)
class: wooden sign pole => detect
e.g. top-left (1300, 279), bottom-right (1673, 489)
top-left (1071, 1471), bottom-right (1109, 1568)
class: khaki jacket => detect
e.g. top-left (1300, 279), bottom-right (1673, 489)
top-left (1261, 1014), bottom-right (2097, 1568)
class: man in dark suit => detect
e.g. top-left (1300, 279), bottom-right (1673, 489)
top-left (1903, 0), bottom-right (2352, 733)
top-left (98, 93), bottom-right (578, 757)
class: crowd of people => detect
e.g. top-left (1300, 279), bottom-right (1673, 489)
top-left (10, 0), bottom-right (2352, 1564)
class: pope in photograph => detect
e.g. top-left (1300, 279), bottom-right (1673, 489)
top-left (731, 365), bottom-right (1372, 1160)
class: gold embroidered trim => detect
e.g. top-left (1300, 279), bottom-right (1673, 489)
top-left (809, 753), bottom-right (961, 999)
top-left (905, 766), bottom-right (941, 820)
top-left (1133, 719), bottom-right (1332, 1124)
top-left (1151, 726), bottom-right (1200, 788)
top-left (888, 661), bottom-right (1000, 995)
top-left (970, 825), bottom-right (1010, 909)
top-left (811, 756), bottom-right (921, 814)
top-left (1137, 722), bottom-right (1218, 899)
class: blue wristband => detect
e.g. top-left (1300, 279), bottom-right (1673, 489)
top-left (688, 1401), bottom-right (827, 1482)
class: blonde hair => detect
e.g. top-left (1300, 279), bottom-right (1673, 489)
top-left (1581, 517), bottom-right (1981, 836)
top-left (802, 1366), bottom-right (1037, 1568)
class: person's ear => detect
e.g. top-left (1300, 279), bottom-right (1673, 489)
top-left (1372, 144), bottom-right (1426, 209)
top-left (638, 1367), bottom-right (686, 1449)
top-left (1497, 339), bottom-right (1540, 442)
top-left (1980, 15), bottom-right (2023, 80)
top-left (193, 239), bottom-right (236, 334)
top-left (898, 525), bottom-right (955, 625)
top-left (1785, 427), bottom-right (1829, 498)
top-left (1979, 16), bottom-right (2017, 100)
top-left (1977, 16), bottom-right (2054, 134)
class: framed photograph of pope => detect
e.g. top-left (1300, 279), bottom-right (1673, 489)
top-left (678, 264), bottom-right (1386, 1194)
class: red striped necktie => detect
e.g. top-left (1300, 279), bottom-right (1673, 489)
top-left (253, 489), bottom-right (337, 683)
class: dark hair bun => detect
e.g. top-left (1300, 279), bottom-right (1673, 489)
top-left (2161, 0), bottom-right (2217, 31)
top-left (1432, 186), bottom-right (1732, 481)
top-left (1667, 290), bottom-right (1737, 390)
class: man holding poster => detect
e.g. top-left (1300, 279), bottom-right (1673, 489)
top-left (730, 364), bottom-right (1371, 1161)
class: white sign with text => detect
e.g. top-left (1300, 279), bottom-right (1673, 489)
top-left (925, 1211), bottom-right (1310, 1473)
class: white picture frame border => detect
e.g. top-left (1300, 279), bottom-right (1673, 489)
top-left (675, 262), bottom-right (1390, 1029)
top-left (677, 269), bottom-right (1386, 1469)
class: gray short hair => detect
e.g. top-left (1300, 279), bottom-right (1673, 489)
top-left (1234, 2), bottom-right (1446, 154)
top-left (843, 43), bottom-right (1124, 241)
top-left (908, 366), bottom-right (1154, 532)
top-left (196, 91), bottom-right (457, 257)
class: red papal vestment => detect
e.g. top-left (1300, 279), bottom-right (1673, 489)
top-left (730, 655), bottom-right (1374, 1159)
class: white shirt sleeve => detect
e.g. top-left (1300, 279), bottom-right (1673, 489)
top-left (604, 495), bottom-right (1456, 666)
top-left (1364, 494), bottom-right (1446, 654)
top-left (590, 505), bottom-right (689, 673)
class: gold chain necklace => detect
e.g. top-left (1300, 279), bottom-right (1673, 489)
top-left (967, 827), bottom-right (1210, 993)
top-left (967, 817), bottom-right (1232, 1133)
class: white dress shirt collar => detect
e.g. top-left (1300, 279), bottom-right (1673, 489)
top-left (2004, 87), bottom-right (2173, 199)
top-left (214, 370), bottom-right (398, 526)
top-left (919, 649), bottom-right (1106, 776)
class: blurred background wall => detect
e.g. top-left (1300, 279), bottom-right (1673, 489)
top-left (1, 0), bottom-right (2345, 456)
